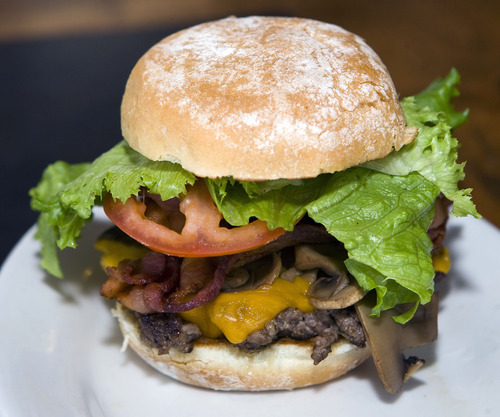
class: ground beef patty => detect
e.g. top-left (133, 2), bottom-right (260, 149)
top-left (137, 312), bottom-right (201, 354)
top-left (237, 307), bottom-right (365, 364)
top-left (136, 306), bottom-right (365, 365)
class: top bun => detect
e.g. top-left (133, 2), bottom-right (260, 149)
top-left (121, 16), bottom-right (416, 180)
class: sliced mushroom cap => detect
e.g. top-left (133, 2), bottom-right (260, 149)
top-left (222, 252), bottom-right (282, 292)
top-left (294, 244), bottom-right (365, 309)
top-left (311, 278), bottom-right (366, 310)
top-left (355, 292), bottom-right (439, 394)
top-left (226, 224), bottom-right (335, 273)
top-left (294, 243), bottom-right (346, 276)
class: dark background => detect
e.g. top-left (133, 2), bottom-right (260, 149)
top-left (1, 0), bottom-right (499, 265)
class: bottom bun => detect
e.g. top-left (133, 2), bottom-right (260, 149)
top-left (113, 303), bottom-right (371, 391)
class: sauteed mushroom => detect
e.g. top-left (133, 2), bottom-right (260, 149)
top-left (355, 292), bottom-right (439, 394)
top-left (222, 252), bottom-right (282, 291)
top-left (294, 244), bottom-right (365, 309)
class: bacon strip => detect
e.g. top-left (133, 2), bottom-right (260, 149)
top-left (100, 252), bottom-right (228, 314)
top-left (147, 257), bottom-right (229, 313)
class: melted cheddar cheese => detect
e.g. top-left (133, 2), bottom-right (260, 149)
top-left (95, 238), bottom-right (150, 269)
top-left (432, 246), bottom-right (451, 274)
top-left (180, 276), bottom-right (314, 343)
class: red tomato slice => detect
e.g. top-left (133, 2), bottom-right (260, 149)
top-left (103, 181), bottom-right (286, 257)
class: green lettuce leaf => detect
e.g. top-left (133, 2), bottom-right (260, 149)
top-left (412, 67), bottom-right (469, 129)
top-left (30, 161), bottom-right (91, 277)
top-left (363, 68), bottom-right (480, 218)
top-left (206, 175), bottom-right (329, 231)
top-left (344, 260), bottom-right (421, 323)
top-left (29, 141), bottom-right (195, 277)
top-left (306, 168), bottom-right (439, 322)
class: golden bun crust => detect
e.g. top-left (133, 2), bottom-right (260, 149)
top-left (121, 16), bottom-right (416, 180)
top-left (113, 303), bottom-right (371, 391)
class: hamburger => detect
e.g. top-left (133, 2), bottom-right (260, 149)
top-left (30, 16), bottom-right (479, 393)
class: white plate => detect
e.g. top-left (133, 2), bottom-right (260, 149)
top-left (0, 210), bottom-right (499, 417)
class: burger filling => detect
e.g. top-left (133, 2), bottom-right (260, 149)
top-left (97, 191), bottom-right (450, 365)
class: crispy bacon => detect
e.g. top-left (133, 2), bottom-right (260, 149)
top-left (146, 257), bottom-right (229, 313)
top-left (100, 252), bottom-right (228, 314)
